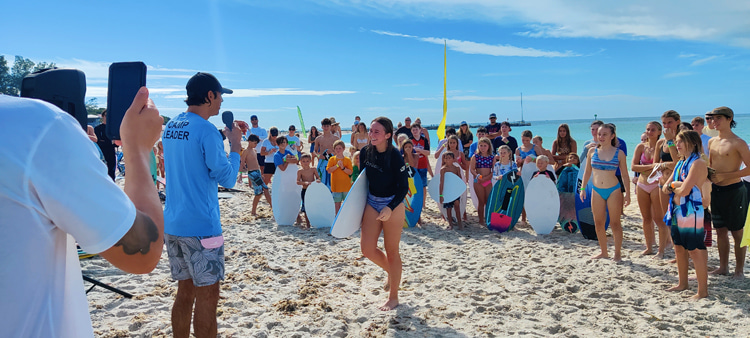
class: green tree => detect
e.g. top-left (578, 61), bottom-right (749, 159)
top-left (0, 55), bottom-right (56, 96)
top-left (86, 98), bottom-right (106, 115)
top-left (0, 55), bottom-right (13, 95)
top-left (162, 115), bottom-right (171, 125)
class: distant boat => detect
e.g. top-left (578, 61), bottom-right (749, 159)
top-left (508, 92), bottom-right (531, 126)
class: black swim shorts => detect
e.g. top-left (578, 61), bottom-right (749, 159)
top-left (711, 181), bottom-right (747, 232)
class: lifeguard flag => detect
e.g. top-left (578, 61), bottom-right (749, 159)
top-left (437, 41), bottom-right (447, 140)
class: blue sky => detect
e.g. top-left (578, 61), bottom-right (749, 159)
top-left (2, 0), bottom-right (749, 129)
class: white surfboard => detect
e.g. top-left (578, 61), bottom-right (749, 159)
top-left (304, 182), bottom-right (335, 228)
top-left (524, 176), bottom-right (560, 235)
top-left (272, 164), bottom-right (302, 226)
top-left (330, 170), bottom-right (369, 238)
top-left (521, 163), bottom-right (556, 189)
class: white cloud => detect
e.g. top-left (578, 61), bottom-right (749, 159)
top-left (373, 30), bottom-right (578, 57)
top-left (86, 86), bottom-right (185, 98)
top-left (663, 72), bottom-right (693, 78)
top-left (679, 52), bottom-right (698, 58)
top-left (342, 1), bottom-right (750, 47)
top-left (691, 55), bottom-right (721, 66)
top-left (163, 88), bottom-right (356, 99)
top-left (405, 94), bottom-right (641, 101)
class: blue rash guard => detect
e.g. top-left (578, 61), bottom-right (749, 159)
top-left (162, 112), bottom-right (240, 237)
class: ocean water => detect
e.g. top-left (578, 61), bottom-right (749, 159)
top-left (425, 114), bottom-right (750, 174)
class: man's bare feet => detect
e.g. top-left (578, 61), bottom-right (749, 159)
top-left (641, 248), bottom-right (655, 256)
top-left (666, 284), bottom-right (688, 292)
top-left (669, 258), bottom-right (677, 264)
top-left (591, 253), bottom-right (608, 260)
top-left (710, 267), bottom-right (729, 275)
top-left (732, 271), bottom-right (745, 280)
top-left (612, 255), bottom-right (622, 263)
top-left (379, 298), bottom-right (399, 311)
top-left (653, 251), bottom-right (665, 260)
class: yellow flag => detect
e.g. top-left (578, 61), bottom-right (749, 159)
top-left (437, 41), bottom-right (447, 140)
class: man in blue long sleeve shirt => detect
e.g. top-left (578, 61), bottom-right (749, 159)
top-left (162, 72), bottom-right (241, 338)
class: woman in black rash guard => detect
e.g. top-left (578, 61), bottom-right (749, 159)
top-left (359, 116), bottom-right (409, 311)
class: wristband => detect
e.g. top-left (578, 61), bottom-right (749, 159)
top-left (667, 140), bottom-right (675, 147)
top-left (671, 182), bottom-right (676, 189)
top-left (439, 195), bottom-right (443, 197)
top-left (283, 157), bottom-right (287, 162)
top-left (580, 187), bottom-right (585, 192)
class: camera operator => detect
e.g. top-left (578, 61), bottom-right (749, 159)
top-left (0, 87), bottom-right (164, 337)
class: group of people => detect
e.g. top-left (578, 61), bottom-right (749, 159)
top-left (3, 67), bottom-right (748, 337)
top-left (627, 109), bottom-right (749, 300)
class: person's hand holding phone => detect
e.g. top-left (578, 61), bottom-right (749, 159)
top-left (120, 87), bottom-right (162, 152)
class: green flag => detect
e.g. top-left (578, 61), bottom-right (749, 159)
top-left (297, 106), bottom-right (307, 138)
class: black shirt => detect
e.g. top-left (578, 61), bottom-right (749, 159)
top-left (395, 126), bottom-right (413, 140)
top-left (93, 124), bottom-right (116, 157)
top-left (359, 145), bottom-right (409, 211)
top-left (492, 135), bottom-right (518, 155)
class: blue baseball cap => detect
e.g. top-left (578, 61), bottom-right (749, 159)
top-left (489, 113), bottom-right (497, 118)
top-left (460, 120), bottom-right (468, 126)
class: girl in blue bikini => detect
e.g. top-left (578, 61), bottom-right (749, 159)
top-left (580, 123), bottom-right (631, 261)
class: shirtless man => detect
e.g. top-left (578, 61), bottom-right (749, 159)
top-left (313, 118), bottom-right (340, 188)
top-left (706, 106), bottom-right (750, 279)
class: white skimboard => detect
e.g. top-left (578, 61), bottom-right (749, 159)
top-left (330, 169), bottom-right (369, 238)
top-left (428, 172), bottom-right (465, 205)
top-left (272, 164), bottom-right (302, 226)
top-left (524, 176), bottom-right (560, 235)
top-left (305, 182), bottom-right (335, 228)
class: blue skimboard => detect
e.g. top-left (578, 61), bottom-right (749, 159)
top-left (403, 167), bottom-right (424, 228)
top-left (574, 167), bottom-right (610, 240)
top-left (485, 169), bottom-right (524, 233)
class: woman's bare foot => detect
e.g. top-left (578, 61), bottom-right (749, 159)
top-left (732, 271), bottom-right (745, 280)
top-left (690, 293), bottom-right (708, 300)
top-left (669, 258), bottom-right (677, 264)
top-left (653, 251), bottom-right (665, 260)
top-left (591, 253), bottom-right (608, 260)
top-left (710, 267), bottom-right (729, 275)
top-left (666, 284), bottom-right (688, 292)
top-left (612, 255), bottom-right (622, 263)
top-left (641, 248), bottom-right (655, 256)
top-left (379, 298), bottom-right (399, 311)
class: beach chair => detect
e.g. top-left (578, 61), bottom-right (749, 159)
top-left (78, 246), bottom-right (133, 299)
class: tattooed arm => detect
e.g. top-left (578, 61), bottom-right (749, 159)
top-left (99, 88), bottom-right (164, 274)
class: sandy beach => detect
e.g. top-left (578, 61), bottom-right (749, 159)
top-left (83, 154), bottom-right (750, 337)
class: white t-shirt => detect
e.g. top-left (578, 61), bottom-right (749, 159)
top-left (0, 95), bottom-right (136, 337)
top-left (286, 135), bottom-right (301, 156)
top-left (260, 139), bottom-right (279, 163)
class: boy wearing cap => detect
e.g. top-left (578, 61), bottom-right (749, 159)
top-left (162, 72), bottom-right (241, 337)
top-left (706, 106), bottom-right (750, 279)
